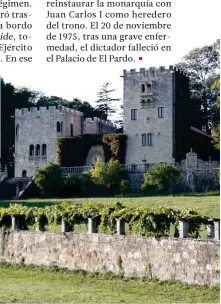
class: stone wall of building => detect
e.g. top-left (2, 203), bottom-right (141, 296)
top-left (14, 105), bottom-right (117, 177)
top-left (14, 106), bottom-right (84, 177)
top-left (123, 67), bottom-right (179, 164)
top-left (0, 232), bottom-right (219, 286)
top-left (15, 107), bottom-right (57, 177)
top-left (83, 117), bottom-right (116, 134)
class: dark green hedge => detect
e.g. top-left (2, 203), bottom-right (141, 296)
top-left (56, 134), bottom-right (127, 167)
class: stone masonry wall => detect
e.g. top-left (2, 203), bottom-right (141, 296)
top-left (14, 106), bottom-right (83, 177)
top-left (123, 67), bottom-right (176, 164)
top-left (14, 105), bottom-right (116, 177)
top-left (0, 232), bottom-right (219, 286)
top-left (84, 117), bottom-right (116, 134)
top-left (15, 107), bottom-right (57, 177)
top-left (126, 151), bottom-right (219, 192)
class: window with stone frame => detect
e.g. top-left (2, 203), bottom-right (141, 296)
top-left (16, 124), bottom-right (19, 136)
top-left (36, 144), bottom-right (40, 156)
top-left (142, 134), bottom-right (146, 146)
top-left (29, 145), bottom-right (34, 156)
top-left (141, 84), bottom-right (145, 93)
top-left (142, 133), bottom-right (153, 146)
top-left (158, 107), bottom-right (164, 118)
top-left (131, 109), bottom-right (137, 120)
top-left (147, 83), bottom-right (152, 92)
top-left (57, 121), bottom-right (61, 133)
top-left (70, 124), bottom-right (73, 136)
top-left (147, 133), bottom-right (153, 146)
top-left (140, 100), bottom-right (145, 109)
top-left (42, 144), bottom-right (47, 156)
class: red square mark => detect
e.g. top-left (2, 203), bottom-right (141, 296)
top-left (139, 57), bottom-right (143, 61)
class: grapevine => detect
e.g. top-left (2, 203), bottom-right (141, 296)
top-left (0, 202), bottom-right (210, 237)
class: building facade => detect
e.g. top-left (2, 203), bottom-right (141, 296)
top-left (14, 105), bottom-right (116, 177)
top-left (123, 66), bottom-right (191, 164)
top-left (14, 66), bottom-right (218, 178)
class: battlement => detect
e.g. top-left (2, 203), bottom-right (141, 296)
top-left (123, 66), bottom-right (188, 78)
top-left (15, 106), bottom-right (83, 117)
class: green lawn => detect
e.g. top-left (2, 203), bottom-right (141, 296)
top-left (0, 264), bottom-right (219, 303)
top-left (0, 192), bottom-right (220, 217)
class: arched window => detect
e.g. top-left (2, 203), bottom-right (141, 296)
top-left (57, 121), bottom-right (61, 132)
top-left (22, 170), bottom-right (27, 177)
top-left (36, 144), bottom-right (40, 156)
top-left (29, 145), bottom-right (34, 156)
top-left (140, 100), bottom-right (145, 109)
top-left (16, 124), bottom-right (19, 136)
top-left (141, 84), bottom-right (145, 93)
top-left (147, 83), bottom-right (152, 92)
top-left (42, 144), bottom-right (47, 156)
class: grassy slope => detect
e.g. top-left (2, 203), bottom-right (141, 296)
top-left (0, 192), bottom-right (220, 217)
top-left (0, 264), bottom-right (219, 303)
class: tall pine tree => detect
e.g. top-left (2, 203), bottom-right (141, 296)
top-left (95, 82), bottom-right (120, 120)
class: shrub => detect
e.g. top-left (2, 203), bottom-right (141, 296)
top-left (142, 164), bottom-right (181, 194)
top-left (34, 162), bottom-right (62, 197)
top-left (63, 174), bottom-right (80, 197)
top-left (90, 158), bottom-right (128, 194)
top-left (80, 171), bottom-right (95, 195)
top-left (120, 180), bottom-right (131, 196)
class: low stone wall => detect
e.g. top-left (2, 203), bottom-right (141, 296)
top-left (0, 232), bottom-right (219, 286)
top-left (127, 168), bottom-right (219, 192)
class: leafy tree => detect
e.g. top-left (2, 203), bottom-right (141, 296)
top-left (90, 158), bottom-right (128, 194)
top-left (211, 79), bottom-right (220, 149)
top-left (142, 164), bottom-right (181, 193)
top-left (35, 96), bottom-right (105, 119)
top-left (95, 82), bottom-right (120, 120)
top-left (34, 162), bottom-right (62, 197)
top-left (177, 39), bottom-right (220, 129)
top-left (69, 99), bottom-right (104, 119)
top-left (0, 79), bottom-right (33, 175)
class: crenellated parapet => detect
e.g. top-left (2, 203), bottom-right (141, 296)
top-left (15, 106), bottom-right (83, 118)
top-left (123, 65), bottom-right (188, 80)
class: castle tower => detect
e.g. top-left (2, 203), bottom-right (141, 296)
top-left (14, 106), bottom-right (83, 177)
top-left (123, 66), bottom-right (190, 164)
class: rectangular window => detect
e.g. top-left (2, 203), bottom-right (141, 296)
top-left (142, 134), bottom-right (146, 146)
top-left (147, 133), bottom-right (152, 146)
top-left (131, 109), bottom-right (137, 120)
top-left (142, 133), bottom-right (153, 146)
top-left (158, 107), bottom-right (164, 118)
top-left (70, 124), bottom-right (73, 136)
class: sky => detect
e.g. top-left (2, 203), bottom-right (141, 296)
top-left (0, 0), bottom-right (220, 112)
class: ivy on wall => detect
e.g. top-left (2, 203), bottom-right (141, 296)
top-left (56, 134), bottom-right (127, 167)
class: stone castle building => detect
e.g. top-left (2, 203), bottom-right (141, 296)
top-left (13, 66), bottom-right (218, 178)
top-left (14, 106), bottom-right (116, 177)
top-left (123, 66), bottom-right (191, 164)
